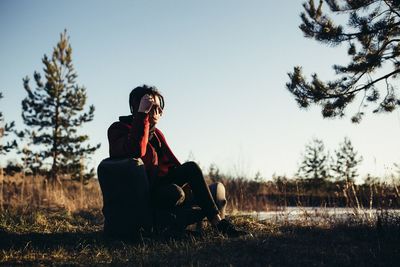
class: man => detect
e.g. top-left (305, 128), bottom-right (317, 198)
top-left (107, 84), bottom-right (249, 237)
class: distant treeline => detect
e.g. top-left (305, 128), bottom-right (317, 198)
top-left (207, 137), bottom-right (400, 210)
top-left (207, 166), bottom-right (400, 210)
top-left (224, 176), bottom-right (400, 210)
top-left (0, 168), bottom-right (399, 213)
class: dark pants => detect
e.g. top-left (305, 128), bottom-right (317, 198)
top-left (152, 161), bottom-right (221, 221)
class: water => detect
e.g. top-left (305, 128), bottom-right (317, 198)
top-left (241, 207), bottom-right (400, 223)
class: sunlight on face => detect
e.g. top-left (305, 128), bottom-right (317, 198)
top-left (149, 95), bottom-right (162, 125)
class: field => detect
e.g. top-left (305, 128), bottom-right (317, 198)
top-left (0, 174), bottom-right (399, 266)
top-left (0, 209), bottom-right (399, 266)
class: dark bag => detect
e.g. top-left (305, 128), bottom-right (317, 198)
top-left (97, 158), bottom-right (153, 240)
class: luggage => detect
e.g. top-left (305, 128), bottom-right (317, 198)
top-left (97, 158), bottom-right (152, 240)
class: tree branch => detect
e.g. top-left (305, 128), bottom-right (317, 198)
top-left (330, 68), bottom-right (400, 99)
top-left (383, 0), bottom-right (400, 18)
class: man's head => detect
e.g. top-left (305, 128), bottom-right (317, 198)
top-left (129, 85), bottom-right (164, 125)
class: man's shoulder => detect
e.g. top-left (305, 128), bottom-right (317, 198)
top-left (108, 115), bottom-right (132, 130)
top-left (109, 121), bottom-right (128, 129)
top-left (108, 120), bottom-right (131, 137)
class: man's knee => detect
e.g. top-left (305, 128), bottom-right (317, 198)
top-left (182, 161), bottom-right (201, 171)
top-left (153, 184), bottom-right (185, 209)
top-left (182, 161), bottom-right (202, 174)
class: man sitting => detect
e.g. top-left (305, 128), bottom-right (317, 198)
top-left (104, 84), bottom-right (249, 238)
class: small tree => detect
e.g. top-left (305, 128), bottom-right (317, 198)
top-left (332, 137), bottom-right (362, 183)
top-left (208, 163), bottom-right (222, 182)
top-left (0, 92), bottom-right (17, 155)
top-left (297, 138), bottom-right (329, 187)
top-left (21, 30), bottom-right (100, 183)
top-left (287, 0), bottom-right (400, 123)
top-left (250, 171), bottom-right (265, 196)
top-left (332, 137), bottom-right (362, 208)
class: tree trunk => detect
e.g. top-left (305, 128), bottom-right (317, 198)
top-left (51, 84), bottom-right (62, 186)
top-left (0, 167), bottom-right (3, 210)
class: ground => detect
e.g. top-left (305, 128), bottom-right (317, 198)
top-left (0, 209), bottom-right (399, 266)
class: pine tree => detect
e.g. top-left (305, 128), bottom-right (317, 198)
top-left (208, 163), bottom-right (222, 182)
top-left (297, 138), bottom-right (329, 185)
top-left (287, 0), bottom-right (400, 123)
top-left (332, 137), bottom-right (362, 183)
top-left (21, 30), bottom-right (100, 183)
top-left (332, 137), bottom-right (362, 208)
top-left (0, 92), bottom-right (17, 155)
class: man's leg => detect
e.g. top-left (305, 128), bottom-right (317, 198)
top-left (164, 161), bottom-right (220, 221)
top-left (157, 163), bottom-right (250, 237)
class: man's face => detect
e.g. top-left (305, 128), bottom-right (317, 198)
top-left (149, 95), bottom-right (162, 125)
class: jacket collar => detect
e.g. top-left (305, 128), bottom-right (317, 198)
top-left (119, 115), bottom-right (133, 124)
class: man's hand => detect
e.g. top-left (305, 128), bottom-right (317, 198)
top-left (138, 94), bottom-right (155, 114)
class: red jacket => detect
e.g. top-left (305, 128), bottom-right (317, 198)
top-left (107, 113), bottom-right (180, 182)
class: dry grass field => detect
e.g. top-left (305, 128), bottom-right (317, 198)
top-left (0, 173), bottom-right (399, 266)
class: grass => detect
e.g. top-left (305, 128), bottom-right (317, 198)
top-left (0, 173), bottom-right (399, 265)
top-left (0, 208), bottom-right (399, 266)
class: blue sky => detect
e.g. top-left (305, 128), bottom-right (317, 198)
top-left (1, 0), bottom-right (400, 181)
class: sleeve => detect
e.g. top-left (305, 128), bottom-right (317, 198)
top-left (108, 113), bottom-right (150, 158)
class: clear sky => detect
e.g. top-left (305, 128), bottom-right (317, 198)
top-left (1, 0), bottom-right (400, 181)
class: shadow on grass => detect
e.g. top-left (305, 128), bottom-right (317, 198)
top-left (0, 223), bottom-right (399, 266)
top-left (0, 230), bottom-right (104, 250)
top-left (156, 224), bottom-right (400, 266)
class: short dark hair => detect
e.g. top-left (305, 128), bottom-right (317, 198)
top-left (129, 85), bottom-right (164, 114)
